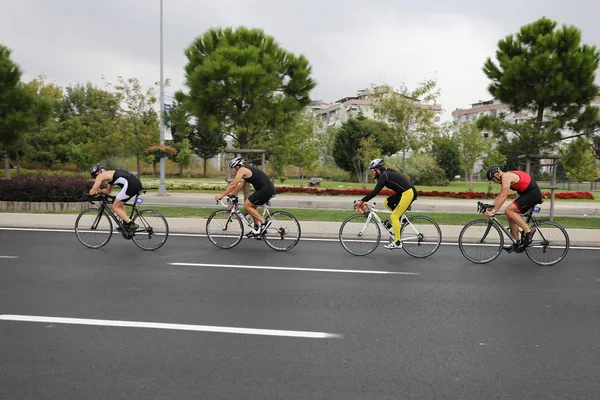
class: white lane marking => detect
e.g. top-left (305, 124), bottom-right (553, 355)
top-left (0, 315), bottom-right (343, 339)
top-left (0, 256), bottom-right (18, 258)
top-left (169, 262), bottom-right (419, 275)
top-left (0, 228), bottom-right (598, 250)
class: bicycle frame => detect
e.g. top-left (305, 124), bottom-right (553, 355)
top-left (357, 202), bottom-right (421, 243)
top-left (221, 195), bottom-right (273, 230)
top-left (89, 194), bottom-right (143, 231)
top-left (476, 201), bottom-right (549, 247)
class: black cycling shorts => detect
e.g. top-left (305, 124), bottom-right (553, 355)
top-left (116, 179), bottom-right (143, 203)
top-left (513, 188), bottom-right (542, 214)
top-left (248, 189), bottom-right (275, 206)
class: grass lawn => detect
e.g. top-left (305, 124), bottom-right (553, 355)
top-left (4, 206), bottom-right (599, 229)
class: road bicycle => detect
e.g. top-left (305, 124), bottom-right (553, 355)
top-left (339, 201), bottom-right (442, 257)
top-left (458, 201), bottom-right (569, 266)
top-left (206, 195), bottom-right (301, 251)
top-left (75, 191), bottom-right (169, 251)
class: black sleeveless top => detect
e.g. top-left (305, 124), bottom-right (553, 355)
top-left (243, 166), bottom-right (275, 192)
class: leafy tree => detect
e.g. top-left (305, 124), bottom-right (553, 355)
top-left (0, 45), bottom-right (38, 177)
top-left (431, 135), bottom-right (461, 181)
top-left (176, 138), bottom-right (194, 178)
top-left (455, 121), bottom-right (490, 191)
top-left (354, 136), bottom-right (381, 188)
top-left (332, 116), bottom-right (392, 180)
top-left (258, 111), bottom-right (320, 183)
top-left (165, 99), bottom-right (196, 176)
top-left (54, 82), bottom-right (122, 171)
top-left (560, 138), bottom-right (600, 190)
top-left (481, 17), bottom-right (600, 154)
top-left (178, 26), bottom-right (316, 150)
top-left (114, 77), bottom-right (159, 176)
top-left (20, 76), bottom-right (62, 170)
top-left (191, 120), bottom-right (226, 177)
top-left (372, 79), bottom-right (442, 170)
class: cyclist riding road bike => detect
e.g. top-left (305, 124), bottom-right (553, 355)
top-left (484, 165), bottom-right (542, 250)
top-left (215, 157), bottom-right (277, 237)
top-left (89, 164), bottom-right (143, 232)
top-left (356, 158), bottom-right (418, 250)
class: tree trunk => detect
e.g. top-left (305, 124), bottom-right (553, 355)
top-left (178, 163), bottom-right (183, 177)
top-left (203, 158), bottom-right (208, 178)
top-left (136, 155), bottom-right (141, 178)
top-left (402, 150), bottom-right (406, 172)
top-left (3, 151), bottom-right (9, 179)
top-left (15, 152), bottom-right (21, 177)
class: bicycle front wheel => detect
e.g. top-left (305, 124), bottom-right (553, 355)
top-left (525, 221), bottom-right (570, 266)
top-left (263, 211), bottom-right (301, 251)
top-left (131, 209), bottom-right (169, 251)
top-left (400, 216), bottom-right (442, 258)
top-left (75, 207), bottom-right (113, 249)
top-left (339, 214), bottom-right (381, 256)
top-left (206, 210), bottom-right (244, 249)
top-left (458, 219), bottom-right (504, 264)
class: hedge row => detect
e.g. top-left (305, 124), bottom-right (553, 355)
top-left (0, 176), bottom-right (92, 202)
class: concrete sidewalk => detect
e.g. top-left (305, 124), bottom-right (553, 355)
top-left (1, 212), bottom-right (598, 247)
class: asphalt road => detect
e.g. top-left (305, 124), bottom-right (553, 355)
top-left (1, 230), bottom-right (599, 400)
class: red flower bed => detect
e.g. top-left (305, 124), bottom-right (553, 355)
top-left (275, 186), bottom-right (595, 200)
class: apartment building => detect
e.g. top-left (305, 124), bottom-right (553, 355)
top-left (313, 88), bottom-right (441, 130)
top-left (451, 94), bottom-right (600, 177)
top-left (451, 94), bottom-right (600, 140)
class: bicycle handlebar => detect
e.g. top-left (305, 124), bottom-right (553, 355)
top-left (86, 192), bottom-right (116, 204)
top-left (218, 194), bottom-right (239, 207)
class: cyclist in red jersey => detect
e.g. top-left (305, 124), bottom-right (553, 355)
top-left (484, 165), bottom-right (542, 248)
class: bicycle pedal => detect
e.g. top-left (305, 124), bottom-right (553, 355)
top-left (503, 245), bottom-right (514, 253)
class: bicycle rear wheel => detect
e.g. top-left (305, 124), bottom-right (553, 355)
top-left (400, 216), bottom-right (442, 258)
top-left (525, 221), bottom-right (570, 266)
top-left (263, 211), bottom-right (301, 251)
top-left (75, 207), bottom-right (113, 249)
top-left (339, 214), bottom-right (381, 256)
top-left (206, 210), bottom-right (244, 249)
top-left (131, 209), bottom-right (169, 251)
top-left (458, 219), bottom-right (504, 264)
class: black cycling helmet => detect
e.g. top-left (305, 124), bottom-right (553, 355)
top-left (369, 158), bottom-right (385, 170)
top-left (90, 163), bottom-right (104, 179)
top-left (486, 165), bottom-right (501, 181)
top-left (228, 157), bottom-right (245, 169)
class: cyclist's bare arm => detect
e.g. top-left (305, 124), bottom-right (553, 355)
top-left (89, 171), bottom-right (111, 196)
top-left (485, 172), bottom-right (516, 216)
top-left (216, 168), bottom-right (247, 200)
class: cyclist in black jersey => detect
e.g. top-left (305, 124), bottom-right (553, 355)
top-left (356, 158), bottom-right (418, 250)
top-left (89, 164), bottom-right (143, 232)
top-left (216, 157), bottom-right (277, 236)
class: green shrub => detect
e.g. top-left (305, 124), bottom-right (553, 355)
top-left (140, 180), bottom-right (228, 191)
top-left (385, 154), bottom-right (449, 186)
top-left (0, 176), bottom-right (92, 202)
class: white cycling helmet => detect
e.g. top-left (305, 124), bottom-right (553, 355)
top-left (228, 157), bottom-right (245, 169)
top-left (369, 158), bottom-right (385, 170)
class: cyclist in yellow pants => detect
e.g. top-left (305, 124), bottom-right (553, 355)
top-left (356, 159), bottom-right (418, 249)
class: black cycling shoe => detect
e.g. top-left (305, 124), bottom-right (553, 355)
top-left (523, 227), bottom-right (536, 246)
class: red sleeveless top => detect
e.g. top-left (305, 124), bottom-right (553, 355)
top-left (508, 170), bottom-right (531, 193)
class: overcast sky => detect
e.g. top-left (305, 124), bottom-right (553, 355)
top-left (1, 0), bottom-right (598, 121)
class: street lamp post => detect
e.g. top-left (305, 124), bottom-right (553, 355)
top-left (158, 0), bottom-right (167, 195)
